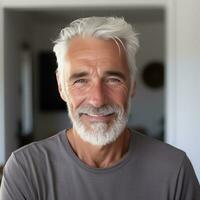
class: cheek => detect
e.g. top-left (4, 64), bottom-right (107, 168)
top-left (107, 85), bottom-right (130, 106)
top-left (67, 87), bottom-right (87, 110)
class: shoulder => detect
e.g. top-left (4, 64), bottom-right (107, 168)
top-left (131, 130), bottom-right (187, 174)
top-left (130, 131), bottom-right (200, 197)
top-left (1, 130), bottom-right (67, 199)
top-left (132, 130), bottom-right (185, 156)
top-left (11, 130), bottom-right (66, 167)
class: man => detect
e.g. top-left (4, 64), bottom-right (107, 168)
top-left (0, 16), bottom-right (199, 200)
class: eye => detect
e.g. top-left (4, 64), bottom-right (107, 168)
top-left (73, 79), bottom-right (88, 85)
top-left (106, 77), bottom-right (122, 84)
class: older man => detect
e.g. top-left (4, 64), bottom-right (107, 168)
top-left (0, 17), bottom-right (199, 200)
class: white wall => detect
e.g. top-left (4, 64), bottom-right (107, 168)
top-left (175, 0), bottom-right (200, 181)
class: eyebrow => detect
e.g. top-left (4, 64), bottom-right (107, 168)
top-left (69, 72), bottom-right (89, 81)
top-left (104, 70), bottom-right (126, 81)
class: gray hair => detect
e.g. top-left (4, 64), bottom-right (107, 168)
top-left (53, 16), bottom-right (139, 80)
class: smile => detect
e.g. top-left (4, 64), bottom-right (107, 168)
top-left (81, 113), bottom-right (115, 122)
top-left (85, 113), bottom-right (113, 117)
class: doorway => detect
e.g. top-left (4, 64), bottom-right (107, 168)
top-left (3, 7), bottom-right (166, 159)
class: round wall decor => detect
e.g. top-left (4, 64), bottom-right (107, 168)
top-left (142, 61), bottom-right (164, 89)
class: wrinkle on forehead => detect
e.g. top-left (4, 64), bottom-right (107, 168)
top-left (66, 36), bottom-right (126, 60)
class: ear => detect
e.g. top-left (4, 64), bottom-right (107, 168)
top-left (56, 72), bottom-right (67, 102)
top-left (130, 80), bottom-right (136, 97)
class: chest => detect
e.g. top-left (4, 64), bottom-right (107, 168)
top-left (33, 163), bottom-right (171, 200)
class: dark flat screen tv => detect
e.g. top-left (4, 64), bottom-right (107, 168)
top-left (38, 51), bottom-right (66, 111)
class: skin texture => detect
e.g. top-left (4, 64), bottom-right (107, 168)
top-left (57, 37), bottom-right (135, 168)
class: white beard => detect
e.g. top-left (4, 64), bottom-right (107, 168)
top-left (67, 103), bottom-right (129, 146)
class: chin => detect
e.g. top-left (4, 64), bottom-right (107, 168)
top-left (74, 120), bottom-right (127, 146)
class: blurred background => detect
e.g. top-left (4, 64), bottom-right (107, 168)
top-left (0, 0), bottom-right (200, 182)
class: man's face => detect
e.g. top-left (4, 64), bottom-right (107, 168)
top-left (59, 37), bottom-right (134, 145)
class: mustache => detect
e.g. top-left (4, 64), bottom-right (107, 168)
top-left (76, 104), bottom-right (122, 116)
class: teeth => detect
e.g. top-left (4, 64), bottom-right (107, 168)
top-left (86, 113), bottom-right (113, 117)
top-left (88, 114), bottom-right (104, 117)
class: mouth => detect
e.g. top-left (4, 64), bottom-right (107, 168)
top-left (80, 113), bottom-right (115, 122)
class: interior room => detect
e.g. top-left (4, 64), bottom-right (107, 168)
top-left (0, 0), bottom-right (199, 183)
top-left (3, 8), bottom-right (165, 156)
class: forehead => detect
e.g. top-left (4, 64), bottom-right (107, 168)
top-left (66, 36), bottom-right (128, 66)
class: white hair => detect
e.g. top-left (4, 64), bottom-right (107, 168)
top-left (53, 16), bottom-right (139, 79)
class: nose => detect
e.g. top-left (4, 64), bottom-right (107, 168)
top-left (87, 81), bottom-right (106, 108)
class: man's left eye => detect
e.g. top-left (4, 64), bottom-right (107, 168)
top-left (107, 78), bottom-right (121, 83)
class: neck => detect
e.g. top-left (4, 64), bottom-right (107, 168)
top-left (66, 128), bottom-right (131, 168)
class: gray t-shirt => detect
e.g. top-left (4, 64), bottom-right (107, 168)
top-left (0, 130), bottom-right (199, 200)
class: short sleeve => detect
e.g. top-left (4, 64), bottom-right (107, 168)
top-left (175, 155), bottom-right (200, 200)
top-left (0, 153), bottom-right (35, 200)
